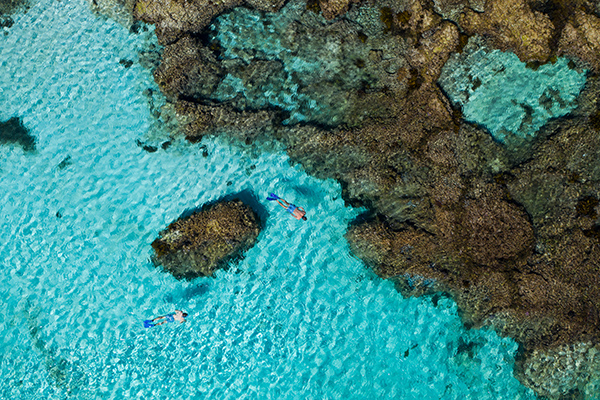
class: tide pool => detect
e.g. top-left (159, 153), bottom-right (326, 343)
top-left (0, 1), bottom-right (538, 399)
top-left (439, 38), bottom-right (586, 144)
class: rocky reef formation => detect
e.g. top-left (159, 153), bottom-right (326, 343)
top-left (0, 0), bottom-right (29, 28)
top-left (132, 0), bottom-right (600, 396)
top-left (87, 0), bottom-right (137, 27)
top-left (151, 199), bottom-right (262, 279)
top-left (134, 0), bottom-right (285, 44)
top-left (0, 0), bottom-right (28, 15)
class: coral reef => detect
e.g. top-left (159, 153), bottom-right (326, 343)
top-left (151, 199), bottom-right (262, 279)
top-left (134, 0), bottom-right (600, 396)
top-left (558, 10), bottom-right (600, 73)
top-left (0, 0), bottom-right (28, 16)
top-left (133, 0), bottom-right (285, 43)
top-left (87, 0), bottom-right (137, 27)
top-left (460, 0), bottom-right (554, 62)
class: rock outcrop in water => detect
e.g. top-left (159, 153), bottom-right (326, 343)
top-left (0, 0), bottom-right (29, 16)
top-left (460, 0), bottom-right (555, 62)
top-left (0, 0), bottom-right (29, 31)
top-left (133, 0), bottom-right (600, 397)
top-left (134, 0), bottom-right (285, 44)
top-left (151, 199), bottom-right (262, 279)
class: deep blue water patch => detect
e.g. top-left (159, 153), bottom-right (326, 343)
top-left (438, 40), bottom-right (587, 143)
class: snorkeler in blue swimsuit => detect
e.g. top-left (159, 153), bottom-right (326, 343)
top-left (266, 193), bottom-right (307, 221)
top-left (144, 310), bottom-right (188, 328)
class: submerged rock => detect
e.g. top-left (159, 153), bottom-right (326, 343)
top-left (155, 0), bottom-right (407, 129)
top-left (517, 342), bottom-right (600, 399)
top-left (151, 199), bottom-right (262, 279)
top-left (0, 0), bottom-right (29, 16)
top-left (133, 0), bottom-right (285, 43)
top-left (558, 10), bottom-right (600, 73)
top-left (460, 0), bottom-right (554, 62)
top-left (0, 117), bottom-right (36, 152)
top-left (88, 0), bottom-right (137, 27)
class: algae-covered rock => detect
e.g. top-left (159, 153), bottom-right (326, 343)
top-left (406, 21), bottom-right (459, 84)
top-left (517, 342), bottom-right (600, 399)
top-left (133, 0), bottom-right (284, 43)
top-left (317, 0), bottom-right (353, 20)
top-left (0, 0), bottom-right (28, 15)
top-left (175, 100), bottom-right (277, 144)
top-left (151, 199), bottom-right (262, 279)
top-left (460, 0), bottom-right (554, 62)
top-left (558, 10), bottom-right (600, 73)
top-left (154, 35), bottom-right (224, 102)
top-left (432, 0), bottom-right (485, 23)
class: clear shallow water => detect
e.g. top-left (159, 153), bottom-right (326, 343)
top-left (439, 42), bottom-right (586, 143)
top-left (0, 1), bottom-right (538, 399)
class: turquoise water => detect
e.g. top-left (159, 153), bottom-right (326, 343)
top-left (211, 2), bottom-right (328, 124)
top-left (439, 41), bottom-right (586, 143)
top-left (0, 1), bottom-right (539, 399)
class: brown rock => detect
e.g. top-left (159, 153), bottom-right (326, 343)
top-left (460, 0), bottom-right (554, 62)
top-left (133, 0), bottom-right (284, 43)
top-left (318, 0), bottom-right (355, 20)
top-left (399, 0), bottom-right (442, 37)
top-left (460, 192), bottom-right (535, 265)
top-left (151, 199), bottom-right (262, 279)
top-left (175, 100), bottom-right (277, 143)
top-left (406, 21), bottom-right (459, 83)
top-left (558, 10), bottom-right (600, 72)
top-left (153, 35), bottom-right (224, 101)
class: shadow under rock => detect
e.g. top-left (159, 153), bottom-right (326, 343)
top-left (164, 283), bottom-right (210, 303)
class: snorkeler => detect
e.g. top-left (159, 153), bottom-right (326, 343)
top-left (266, 193), bottom-right (307, 221)
top-left (143, 310), bottom-right (188, 328)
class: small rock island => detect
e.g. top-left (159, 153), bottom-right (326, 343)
top-left (151, 199), bottom-right (262, 279)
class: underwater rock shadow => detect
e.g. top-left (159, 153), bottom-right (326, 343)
top-left (164, 283), bottom-right (210, 303)
top-left (0, 117), bottom-right (36, 152)
top-left (21, 300), bottom-right (87, 395)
